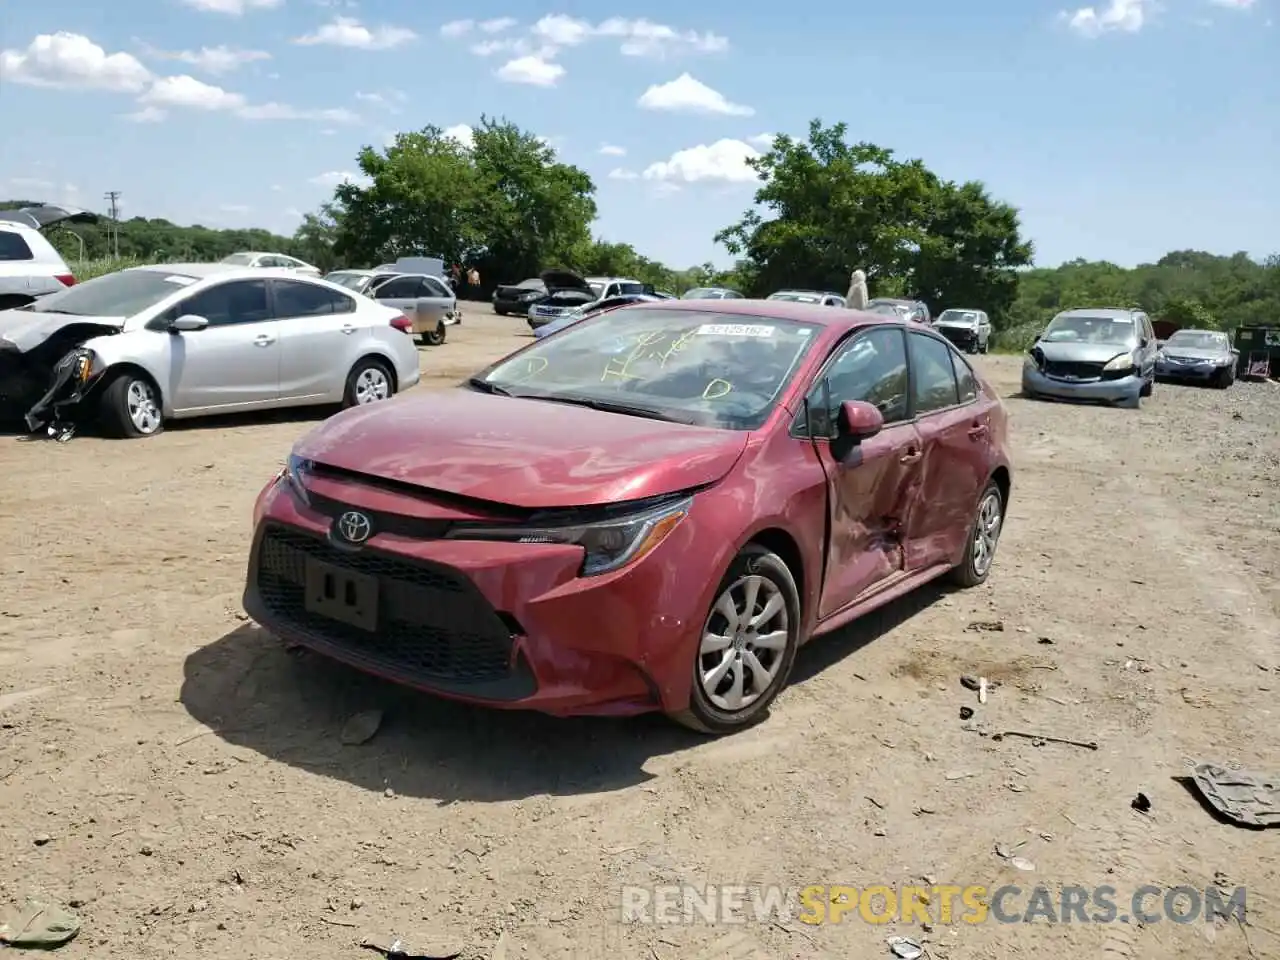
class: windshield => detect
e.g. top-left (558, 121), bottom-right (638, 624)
top-left (682, 288), bottom-right (721, 299)
top-left (26, 268), bottom-right (195, 317)
top-left (1042, 315), bottom-right (1137, 345)
top-left (588, 283), bottom-right (605, 298)
top-left (938, 309), bottom-right (978, 324)
top-left (324, 272), bottom-right (368, 291)
top-left (1165, 331), bottom-right (1228, 351)
top-left (768, 292), bottom-right (822, 303)
top-left (615, 282), bottom-right (645, 296)
top-left (220, 253), bottom-right (255, 265)
top-left (477, 308), bottom-right (821, 430)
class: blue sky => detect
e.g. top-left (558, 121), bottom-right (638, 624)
top-left (1, 0), bottom-right (1275, 271)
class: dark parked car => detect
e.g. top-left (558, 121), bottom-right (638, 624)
top-left (492, 278), bottom-right (547, 316)
top-left (533, 293), bottom-right (663, 338)
top-left (244, 300), bottom-right (1012, 734)
top-left (526, 269), bottom-right (598, 329)
top-left (1154, 328), bottom-right (1236, 388)
top-left (1021, 307), bottom-right (1158, 408)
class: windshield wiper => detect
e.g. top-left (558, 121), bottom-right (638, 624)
top-left (467, 377), bottom-right (511, 396)
top-left (527, 394), bottom-right (691, 423)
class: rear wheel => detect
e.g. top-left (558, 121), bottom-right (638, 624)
top-left (100, 371), bottom-right (164, 438)
top-left (419, 322), bottom-right (446, 346)
top-left (670, 545), bottom-right (801, 735)
top-left (342, 358), bottom-right (394, 408)
top-left (949, 480), bottom-right (1004, 588)
top-left (0, 295), bottom-right (33, 311)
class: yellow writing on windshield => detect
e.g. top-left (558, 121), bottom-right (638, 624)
top-left (702, 378), bottom-right (732, 399)
top-left (601, 330), bottom-right (671, 382)
top-left (509, 356), bottom-right (548, 382)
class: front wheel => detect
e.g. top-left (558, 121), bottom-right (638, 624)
top-left (100, 371), bottom-right (164, 438)
top-left (1214, 367), bottom-right (1234, 389)
top-left (343, 358), bottom-right (394, 408)
top-left (420, 323), bottom-right (446, 346)
top-left (1139, 376), bottom-right (1154, 398)
top-left (670, 545), bottom-right (802, 735)
top-left (949, 480), bottom-right (1004, 588)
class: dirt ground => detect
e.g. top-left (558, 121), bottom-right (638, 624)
top-left (2, 308), bottom-right (1278, 960)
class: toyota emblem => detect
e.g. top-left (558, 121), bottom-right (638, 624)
top-left (336, 510), bottom-right (373, 544)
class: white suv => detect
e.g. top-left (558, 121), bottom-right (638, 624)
top-left (0, 220), bottom-right (77, 309)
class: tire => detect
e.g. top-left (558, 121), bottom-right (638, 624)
top-left (99, 370), bottom-right (164, 439)
top-left (670, 544), bottom-right (802, 735)
top-left (419, 323), bottom-right (446, 346)
top-left (1214, 367), bottom-right (1233, 389)
top-left (948, 480), bottom-right (1004, 588)
top-left (0, 295), bottom-right (33, 311)
top-left (342, 358), bottom-right (395, 408)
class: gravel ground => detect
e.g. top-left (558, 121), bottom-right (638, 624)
top-left (1, 308), bottom-right (1278, 960)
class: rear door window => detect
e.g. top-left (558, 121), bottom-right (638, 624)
top-left (273, 279), bottom-right (355, 317)
top-left (0, 231), bottom-right (34, 261)
top-left (908, 332), bottom-right (961, 414)
top-left (374, 276), bottom-right (423, 299)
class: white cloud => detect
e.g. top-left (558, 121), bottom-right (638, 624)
top-left (480, 17), bottom-right (517, 32)
top-left (137, 42), bottom-right (271, 74)
top-left (1063, 0), bottom-right (1150, 35)
top-left (354, 89), bottom-right (406, 112)
top-left (295, 17), bottom-right (417, 50)
top-left (607, 168), bottom-right (638, 180)
top-left (236, 102), bottom-right (359, 122)
top-left (179, 0), bottom-right (281, 14)
top-left (637, 73), bottom-right (753, 116)
top-left (641, 139), bottom-right (761, 184)
top-left (440, 19), bottom-right (474, 38)
top-left (599, 144), bottom-right (626, 156)
top-left (270, 184), bottom-right (283, 192)
top-left (1208, 0), bottom-right (1254, 7)
top-left (0, 32), bottom-right (151, 92)
top-left (532, 14), bottom-right (595, 46)
top-left (496, 54), bottom-right (564, 86)
top-left (220, 203), bottom-right (251, 213)
top-left (123, 105), bottom-right (166, 122)
top-left (443, 123), bottom-right (474, 148)
top-left (7, 176), bottom-right (55, 190)
top-left (140, 74), bottom-right (246, 110)
top-left (594, 18), bottom-right (728, 57)
top-left (309, 170), bottom-right (373, 188)
top-left (747, 133), bottom-right (776, 148)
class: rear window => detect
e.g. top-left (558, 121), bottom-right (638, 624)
top-left (0, 230), bottom-right (34, 261)
top-left (617, 282), bottom-right (646, 295)
top-left (221, 253), bottom-right (256, 265)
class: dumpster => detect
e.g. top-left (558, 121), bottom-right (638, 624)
top-left (1234, 325), bottom-right (1280, 380)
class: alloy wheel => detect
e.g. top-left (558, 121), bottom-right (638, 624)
top-left (127, 380), bottom-right (162, 434)
top-left (354, 367), bottom-right (390, 404)
top-left (972, 490), bottom-right (1003, 577)
top-left (698, 574), bottom-right (789, 711)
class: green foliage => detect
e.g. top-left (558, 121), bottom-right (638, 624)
top-left (997, 251), bottom-right (1280, 352)
top-left (715, 119), bottom-right (1033, 318)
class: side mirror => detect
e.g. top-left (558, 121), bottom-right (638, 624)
top-left (169, 314), bottom-right (209, 333)
top-left (838, 400), bottom-right (884, 440)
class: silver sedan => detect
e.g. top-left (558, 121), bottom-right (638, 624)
top-left (0, 263), bottom-right (422, 439)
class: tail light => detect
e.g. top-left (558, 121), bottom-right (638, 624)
top-left (389, 314), bottom-right (414, 334)
top-left (54, 273), bottom-right (76, 287)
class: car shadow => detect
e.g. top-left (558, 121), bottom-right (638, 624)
top-left (179, 624), bottom-right (701, 803)
top-left (790, 582), bottom-right (951, 685)
top-left (162, 406), bottom-right (334, 433)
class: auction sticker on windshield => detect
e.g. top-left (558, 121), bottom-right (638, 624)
top-left (696, 324), bottom-right (775, 337)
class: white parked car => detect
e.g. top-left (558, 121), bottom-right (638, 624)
top-left (220, 251), bottom-right (321, 276)
top-left (0, 264), bottom-right (420, 439)
top-left (0, 204), bottom-right (91, 308)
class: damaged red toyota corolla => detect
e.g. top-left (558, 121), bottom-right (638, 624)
top-left (243, 300), bottom-right (1012, 734)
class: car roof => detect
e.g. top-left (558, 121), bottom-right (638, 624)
top-left (1055, 307), bottom-right (1138, 319)
top-left (638, 297), bottom-right (908, 330)
top-left (585, 276), bottom-right (641, 283)
top-left (126, 263), bottom-right (324, 281)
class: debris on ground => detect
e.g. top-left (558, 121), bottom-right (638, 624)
top-left (0, 900), bottom-right (81, 949)
top-left (358, 933), bottom-right (463, 959)
top-left (341, 710), bottom-right (384, 746)
top-left (1131, 792), bottom-right (1152, 814)
top-left (887, 935), bottom-right (923, 959)
top-left (966, 620), bottom-right (1005, 633)
top-left (990, 730), bottom-right (1099, 751)
top-left (1189, 762), bottom-right (1279, 828)
top-left (993, 842), bottom-right (1036, 872)
top-left (959, 707), bottom-right (974, 720)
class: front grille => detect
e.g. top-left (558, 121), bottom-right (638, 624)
top-left (1043, 360), bottom-right (1104, 381)
top-left (255, 525), bottom-right (515, 685)
top-left (938, 327), bottom-right (976, 345)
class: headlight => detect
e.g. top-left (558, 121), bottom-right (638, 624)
top-left (447, 496), bottom-right (691, 576)
top-left (519, 290), bottom-right (542, 300)
top-left (60, 347), bottom-right (97, 385)
top-left (1102, 353), bottom-right (1135, 372)
top-left (1023, 355), bottom-right (1038, 371)
top-left (284, 453), bottom-right (313, 505)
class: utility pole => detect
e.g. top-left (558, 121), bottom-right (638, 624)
top-left (103, 190), bottom-right (121, 259)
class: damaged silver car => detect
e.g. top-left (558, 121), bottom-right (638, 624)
top-left (0, 262), bottom-right (423, 441)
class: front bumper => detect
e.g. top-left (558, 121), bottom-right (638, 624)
top-left (242, 477), bottom-right (710, 718)
top-left (1021, 365), bottom-right (1144, 404)
top-left (1155, 359), bottom-right (1222, 381)
top-left (937, 327), bottom-right (979, 350)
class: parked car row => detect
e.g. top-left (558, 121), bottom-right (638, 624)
top-left (322, 257), bottom-right (459, 346)
top-left (243, 296), bottom-right (1013, 735)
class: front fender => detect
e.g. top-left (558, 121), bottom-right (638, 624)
top-left (87, 335), bottom-right (173, 415)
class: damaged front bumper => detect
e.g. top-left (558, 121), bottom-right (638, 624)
top-left (0, 345), bottom-right (103, 435)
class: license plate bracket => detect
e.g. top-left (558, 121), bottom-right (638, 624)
top-left (304, 558), bottom-right (379, 631)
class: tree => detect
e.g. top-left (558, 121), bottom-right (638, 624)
top-left (291, 203), bottom-right (341, 272)
top-left (714, 119), bottom-right (1032, 320)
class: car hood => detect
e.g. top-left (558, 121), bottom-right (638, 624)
top-left (0, 203), bottom-right (99, 230)
top-left (0, 310), bottom-right (124, 353)
top-left (538, 269), bottom-right (593, 294)
top-left (294, 388), bottom-right (749, 509)
top-left (1033, 340), bottom-right (1135, 363)
top-left (1160, 346), bottom-right (1227, 361)
top-left (936, 316), bottom-right (978, 328)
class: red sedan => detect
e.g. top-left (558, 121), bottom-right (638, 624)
top-left (243, 300), bottom-right (1011, 734)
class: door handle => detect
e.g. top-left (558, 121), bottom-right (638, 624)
top-left (900, 448), bottom-right (922, 464)
top-left (967, 422), bottom-right (989, 439)
top-left (340, 324), bottom-right (357, 335)
top-left (253, 334), bottom-right (275, 346)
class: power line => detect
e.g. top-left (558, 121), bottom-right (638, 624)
top-left (104, 190), bottom-right (121, 258)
